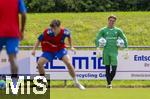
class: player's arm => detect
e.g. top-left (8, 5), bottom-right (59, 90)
top-left (67, 34), bottom-right (74, 49)
top-left (68, 36), bottom-right (76, 54)
top-left (118, 29), bottom-right (129, 59)
top-left (20, 13), bottom-right (26, 38)
top-left (95, 29), bottom-right (104, 48)
top-left (118, 29), bottom-right (128, 48)
top-left (68, 36), bottom-right (73, 48)
top-left (32, 40), bottom-right (40, 51)
top-left (95, 29), bottom-right (104, 57)
top-left (32, 34), bottom-right (43, 56)
top-left (19, 0), bottom-right (27, 40)
top-left (66, 29), bottom-right (76, 53)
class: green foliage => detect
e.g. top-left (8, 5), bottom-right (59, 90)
top-left (24, 0), bottom-right (150, 12)
top-left (25, 0), bottom-right (55, 12)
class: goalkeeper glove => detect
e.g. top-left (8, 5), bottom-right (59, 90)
top-left (122, 48), bottom-right (129, 60)
top-left (96, 48), bottom-right (102, 58)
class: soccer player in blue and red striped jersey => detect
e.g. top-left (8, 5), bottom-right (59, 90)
top-left (32, 19), bottom-right (85, 90)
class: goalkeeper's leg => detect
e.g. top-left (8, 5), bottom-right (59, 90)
top-left (105, 65), bottom-right (111, 85)
top-left (110, 66), bottom-right (117, 81)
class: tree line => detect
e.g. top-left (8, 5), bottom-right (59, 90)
top-left (25, 0), bottom-right (150, 12)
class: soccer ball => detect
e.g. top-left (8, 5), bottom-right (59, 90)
top-left (0, 80), bottom-right (6, 90)
top-left (117, 37), bottom-right (124, 47)
top-left (98, 37), bottom-right (107, 47)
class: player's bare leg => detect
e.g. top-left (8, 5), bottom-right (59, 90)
top-left (36, 57), bottom-right (49, 87)
top-left (8, 54), bottom-right (18, 88)
top-left (110, 66), bottom-right (117, 81)
top-left (37, 57), bottom-right (48, 76)
top-left (62, 55), bottom-right (85, 90)
top-left (9, 54), bottom-right (18, 75)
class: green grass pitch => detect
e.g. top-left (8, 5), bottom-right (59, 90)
top-left (51, 88), bottom-right (150, 99)
top-left (22, 12), bottom-right (150, 47)
top-left (1, 87), bottom-right (150, 99)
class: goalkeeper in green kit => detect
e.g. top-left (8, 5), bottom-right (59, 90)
top-left (95, 15), bottom-right (128, 88)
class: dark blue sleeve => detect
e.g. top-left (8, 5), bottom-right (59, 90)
top-left (64, 29), bottom-right (71, 38)
top-left (38, 34), bottom-right (44, 41)
top-left (19, 0), bottom-right (27, 13)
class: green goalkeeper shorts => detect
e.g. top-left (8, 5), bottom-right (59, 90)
top-left (102, 51), bottom-right (118, 66)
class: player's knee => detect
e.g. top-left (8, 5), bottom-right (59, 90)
top-left (37, 61), bottom-right (43, 68)
top-left (111, 70), bottom-right (117, 75)
top-left (112, 71), bottom-right (116, 75)
top-left (9, 58), bottom-right (14, 63)
top-left (37, 58), bottom-right (46, 68)
top-left (38, 58), bottom-right (45, 65)
top-left (8, 57), bottom-right (16, 65)
top-left (37, 61), bottom-right (44, 69)
top-left (37, 64), bottom-right (42, 69)
top-left (112, 66), bottom-right (117, 72)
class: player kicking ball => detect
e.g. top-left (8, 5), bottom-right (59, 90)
top-left (32, 19), bottom-right (85, 90)
top-left (95, 15), bottom-right (128, 89)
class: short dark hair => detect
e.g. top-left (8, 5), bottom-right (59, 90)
top-left (108, 15), bottom-right (117, 20)
top-left (50, 19), bottom-right (61, 28)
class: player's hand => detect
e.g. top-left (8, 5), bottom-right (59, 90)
top-left (31, 50), bottom-right (36, 56)
top-left (96, 48), bottom-right (101, 58)
top-left (71, 47), bottom-right (76, 54)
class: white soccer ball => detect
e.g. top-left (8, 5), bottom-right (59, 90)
top-left (98, 37), bottom-right (107, 47)
top-left (0, 80), bottom-right (6, 90)
top-left (117, 37), bottom-right (124, 47)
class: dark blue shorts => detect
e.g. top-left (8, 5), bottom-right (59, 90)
top-left (0, 38), bottom-right (19, 55)
top-left (41, 48), bottom-right (68, 61)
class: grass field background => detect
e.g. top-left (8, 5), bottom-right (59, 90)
top-left (1, 87), bottom-right (150, 99)
top-left (51, 88), bottom-right (150, 99)
top-left (22, 12), bottom-right (150, 46)
top-left (50, 80), bottom-right (150, 88)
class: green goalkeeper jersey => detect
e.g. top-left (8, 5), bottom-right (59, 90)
top-left (95, 26), bottom-right (128, 54)
top-left (95, 26), bottom-right (128, 65)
